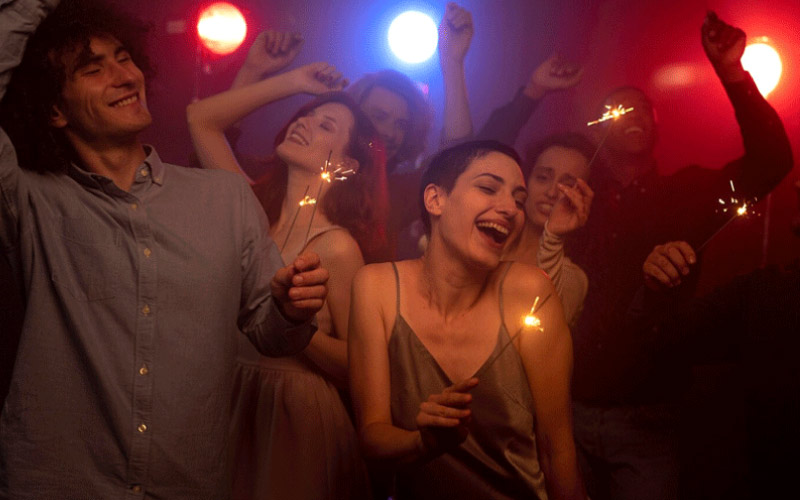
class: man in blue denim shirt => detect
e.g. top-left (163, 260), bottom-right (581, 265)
top-left (0, 0), bottom-right (328, 498)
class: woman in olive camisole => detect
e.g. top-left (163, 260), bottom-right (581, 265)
top-left (349, 141), bottom-right (586, 499)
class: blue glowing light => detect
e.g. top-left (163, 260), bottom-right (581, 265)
top-left (388, 11), bottom-right (438, 64)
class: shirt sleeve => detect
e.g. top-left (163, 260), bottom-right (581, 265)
top-left (537, 224), bottom-right (589, 328)
top-left (475, 87), bottom-right (542, 147)
top-left (235, 178), bottom-right (316, 356)
top-left (718, 72), bottom-right (793, 201)
top-left (0, 0), bottom-right (59, 253)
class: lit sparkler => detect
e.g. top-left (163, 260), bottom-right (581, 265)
top-left (280, 185), bottom-right (312, 253)
top-left (698, 180), bottom-right (757, 252)
top-left (587, 104), bottom-right (635, 127)
top-left (585, 105), bottom-right (636, 171)
top-left (484, 293), bottom-right (553, 372)
top-left (301, 151), bottom-right (357, 247)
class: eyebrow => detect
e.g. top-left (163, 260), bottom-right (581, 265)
top-left (72, 44), bottom-right (130, 73)
top-left (474, 173), bottom-right (528, 196)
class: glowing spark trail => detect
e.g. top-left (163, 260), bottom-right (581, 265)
top-left (485, 293), bottom-right (553, 372)
top-left (587, 105), bottom-right (635, 127)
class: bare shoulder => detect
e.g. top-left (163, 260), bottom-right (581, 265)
top-left (307, 227), bottom-right (364, 269)
top-left (353, 261), bottom-right (397, 298)
top-left (501, 261), bottom-right (555, 306)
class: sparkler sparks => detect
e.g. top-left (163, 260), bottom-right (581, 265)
top-left (699, 180), bottom-right (758, 252)
top-left (484, 293), bottom-right (553, 372)
top-left (587, 104), bottom-right (635, 126)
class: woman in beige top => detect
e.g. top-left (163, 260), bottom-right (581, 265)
top-left (349, 140), bottom-right (585, 499)
top-left (506, 133), bottom-right (596, 328)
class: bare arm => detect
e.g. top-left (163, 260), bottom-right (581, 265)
top-left (301, 229), bottom-right (364, 388)
top-left (439, 2), bottom-right (473, 144)
top-left (507, 265), bottom-right (585, 500)
top-left (186, 63), bottom-right (346, 179)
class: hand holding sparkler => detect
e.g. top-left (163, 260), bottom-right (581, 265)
top-left (524, 53), bottom-right (584, 100)
top-left (643, 241), bottom-right (697, 290)
top-left (270, 250), bottom-right (330, 323)
top-left (416, 377), bottom-right (478, 454)
top-left (546, 178), bottom-right (594, 237)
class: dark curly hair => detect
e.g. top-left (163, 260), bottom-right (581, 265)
top-left (347, 69), bottom-right (432, 173)
top-left (522, 132), bottom-right (600, 182)
top-left (250, 92), bottom-right (389, 259)
top-left (419, 140), bottom-right (522, 235)
top-left (0, 0), bottom-right (151, 173)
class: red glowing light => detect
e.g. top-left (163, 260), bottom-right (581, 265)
top-left (197, 2), bottom-right (247, 56)
top-left (741, 38), bottom-right (782, 98)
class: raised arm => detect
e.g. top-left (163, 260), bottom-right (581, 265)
top-left (186, 62), bottom-right (346, 180)
top-left (537, 179), bottom-right (593, 326)
top-left (230, 30), bottom-right (304, 90)
top-left (439, 2), bottom-right (474, 145)
top-left (1, 0), bottom-right (61, 252)
top-left (701, 12), bottom-right (793, 200)
top-left (476, 54), bottom-right (583, 145)
top-left (506, 265), bottom-right (585, 500)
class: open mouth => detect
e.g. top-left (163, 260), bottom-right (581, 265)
top-left (536, 202), bottom-right (553, 216)
top-left (287, 129), bottom-right (309, 146)
top-left (624, 125), bottom-right (643, 135)
top-left (476, 221), bottom-right (511, 246)
top-left (110, 93), bottom-right (139, 108)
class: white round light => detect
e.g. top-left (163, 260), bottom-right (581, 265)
top-left (741, 40), bottom-right (783, 98)
top-left (388, 11), bottom-right (438, 64)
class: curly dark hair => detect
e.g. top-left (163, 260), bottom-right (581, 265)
top-left (419, 140), bottom-right (522, 235)
top-left (250, 92), bottom-right (389, 259)
top-left (0, 0), bottom-right (151, 173)
top-left (347, 69), bottom-right (432, 173)
top-left (522, 132), bottom-right (600, 181)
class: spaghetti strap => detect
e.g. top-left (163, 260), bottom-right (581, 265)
top-left (497, 261), bottom-right (514, 318)
top-left (390, 261), bottom-right (401, 318)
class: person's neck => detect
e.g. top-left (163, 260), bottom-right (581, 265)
top-left (69, 134), bottom-right (146, 192)
top-left (277, 164), bottom-right (330, 233)
top-left (605, 149), bottom-right (656, 188)
top-left (506, 220), bottom-right (542, 265)
top-left (418, 235), bottom-right (492, 321)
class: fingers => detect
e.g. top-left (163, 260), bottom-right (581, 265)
top-left (643, 241), bottom-right (696, 289)
top-left (443, 377), bottom-right (479, 394)
top-left (420, 401), bottom-right (471, 421)
top-left (313, 64), bottom-right (348, 90)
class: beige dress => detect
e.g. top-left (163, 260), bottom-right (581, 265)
top-left (388, 262), bottom-right (549, 500)
top-left (229, 226), bottom-right (370, 500)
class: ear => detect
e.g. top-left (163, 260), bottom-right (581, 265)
top-left (423, 183), bottom-right (445, 219)
top-left (49, 103), bottom-right (68, 128)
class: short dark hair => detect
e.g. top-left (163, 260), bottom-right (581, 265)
top-left (348, 69), bottom-right (432, 172)
top-left (0, 0), bottom-right (151, 173)
top-left (419, 140), bottom-right (521, 234)
top-left (523, 132), bottom-right (599, 181)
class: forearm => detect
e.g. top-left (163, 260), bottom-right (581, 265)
top-left (360, 421), bottom-right (425, 464)
top-left (241, 296), bottom-right (316, 356)
top-left (302, 330), bottom-right (348, 388)
top-left (440, 60), bottom-right (473, 144)
top-left (475, 87), bottom-right (540, 145)
top-left (541, 447), bottom-right (586, 500)
top-left (187, 71), bottom-right (302, 138)
top-left (721, 72), bottom-right (793, 199)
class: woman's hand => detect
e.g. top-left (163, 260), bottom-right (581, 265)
top-left (546, 178), bottom-right (594, 237)
top-left (416, 377), bottom-right (478, 454)
top-left (287, 62), bottom-right (349, 95)
top-left (524, 54), bottom-right (584, 100)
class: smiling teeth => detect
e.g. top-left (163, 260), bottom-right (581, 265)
top-left (289, 131), bottom-right (309, 145)
top-left (476, 221), bottom-right (509, 235)
top-left (112, 96), bottom-right (138, 107)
